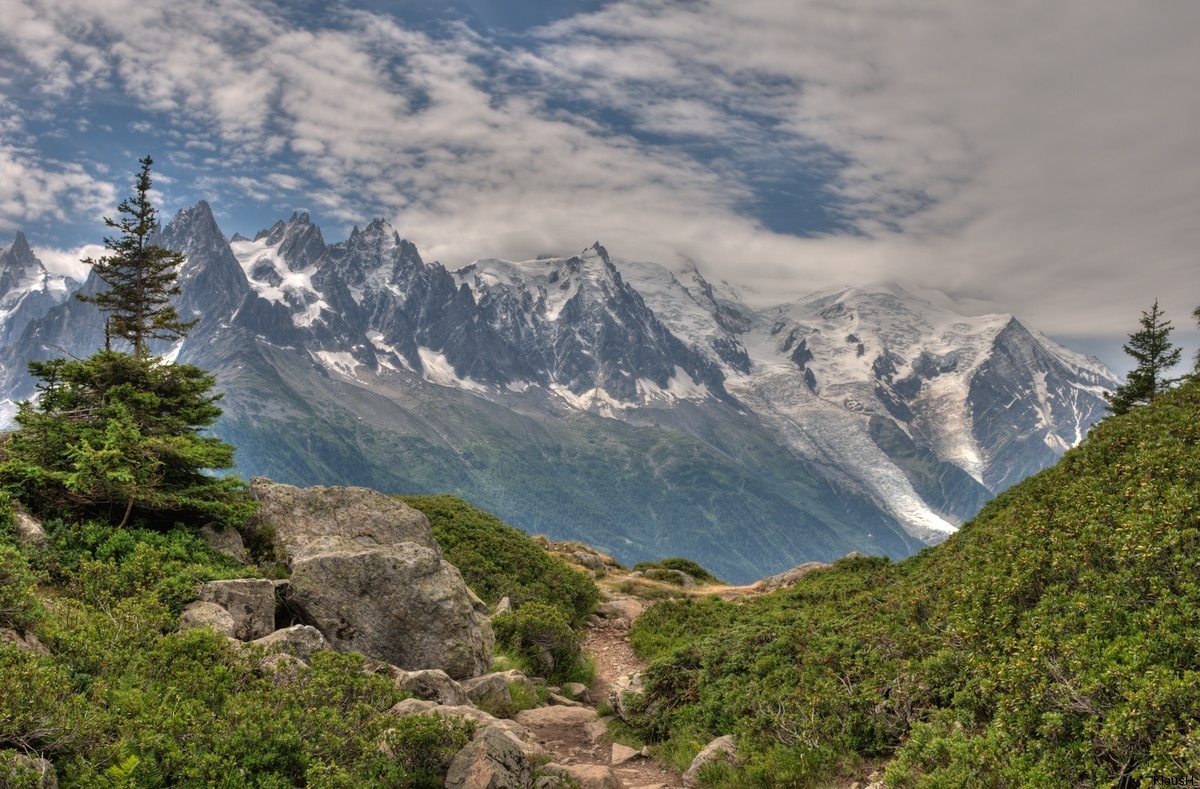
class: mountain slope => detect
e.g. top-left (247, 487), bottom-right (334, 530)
top-left (0, 204), bottom-right (1118, 581)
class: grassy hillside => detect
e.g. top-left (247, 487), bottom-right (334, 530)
top-left (625, 381), bottom-right (1200, 786)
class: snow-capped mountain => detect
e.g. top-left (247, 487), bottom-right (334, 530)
top-left (0, 205), bottom-right (1120, 581)
top-left (0, 232), bottom-right (77, 346)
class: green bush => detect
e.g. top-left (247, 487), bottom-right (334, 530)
top-left (403, 494), bottom-right (599, 625)
top-left (634, 557), bottom-right (722, 584)
top-left (492, 601), bottom-right (584, 682)
top-left (382, 714), bottom-right (475, 786)
top-left (0, 543), bottom-right (41, 631)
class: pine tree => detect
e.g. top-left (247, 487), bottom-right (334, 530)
top-left (1104, 299), bottom-right (1182, 416)
top-left (0, 158), bottom-right (250, 528)
top-left (77, 155), bottom-right (195, 358)
top-left (1193, 304), bottom-right (1200, 374)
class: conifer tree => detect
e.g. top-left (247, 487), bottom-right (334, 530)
top-left (77, 155), bottom-right (195, 357)
top-left (1104, 299), bottom-right (1181, 416)
top-left (0, 157), bottom-right (250, 528)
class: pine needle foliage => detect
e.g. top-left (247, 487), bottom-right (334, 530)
top-left (1105, 298), bottom-right (1182, 415)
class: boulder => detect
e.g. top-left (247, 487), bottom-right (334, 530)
top-left (252, 624), bottom-right (331, 662)
top-left (643, 568), bottom-right (696, 587)
top-left (388, 699), bottom-right (544, 761)
top-left (538, 763), bottom-right (622, 789)
top-left (573, 551), bottom-right (605, 571)
top-left (199, 578), bottom-right (276, 640)
top-left (10, 502), bottom-right (47, 546)
top-left (682, 735), bottom-right (738, 788)
top-left (561, 682), bottom-right (590, 702)
top-left (0, 753), bottom-right (56, 788)
top-left (0, 627), bottom-right (51, 656)
top-left (595, 599), bottom-right (643, 625)
top-left (444, 724), bottom-right (531, 789)
top-left (247, 479), bottom-right (493, 679)
top-left (512, 705), bottom-right (596, 728)
top-left (611, 742), bottom-right (641, 766)
top-left (547, 693), bottom-right (584, 708)
top-left (389, 666), bottom-right (471, 706)
top-left (752, 561), bottom-right (830, 593)
top-left (462, 670), bottom-right (538, 711)
top-left (178, 601), bottom-right (236, 638)
top-left (493, 596), bottom-right (512, 616)
top-left (199, 523), bottom-right (247, 562)
top-left (256, 652), bottom-right (306, 686)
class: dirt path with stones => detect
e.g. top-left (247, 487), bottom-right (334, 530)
top-left (513, 614), bottom-right (684, 788)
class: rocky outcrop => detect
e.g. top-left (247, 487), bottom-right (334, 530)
top-left (246, 478), bottom-right (493, 678)
top-left (178, 601), bottom-right (237, 638)
top-left (0, 627), bottom-right (51, 656)
top-left (388, 699), bottom-right (545, 761)
top-left (199, 523), bottom-right (247, 562)
top-left (444, 725), bottom-right (532, 789)
top-left (379, 665), bottom-right (471, 706)
top-left (683, 735), bottom-right (738, 788)
top-left (251, 624), bottom-right (331, 661)
top-left (752, 561), bottom-right (830, 593)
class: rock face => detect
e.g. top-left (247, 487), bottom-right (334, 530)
top-left (246, 479), bottom-right (493, 678)
top-left (444, 724), bottom-right (532, 789)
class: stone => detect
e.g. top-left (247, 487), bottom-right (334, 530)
top-left (573, 551), bottom-right (605, 570)
top-left (539, 763), bottom-right (622, 789)
top-left (683, 735), bottom-right (737, 788)
top-left (199, 578), bottom-right (276, 641)
top-left (461, 672), bottom-right (513, 709)
top-left (257, 652), bottom-right (306, 685)
top-left (547, 693), bottom-right (584, 708)
top-left (643, 568), bottom-right (696, 587)
top-left (10, 502), bottom-right (48, 546)
top-left (199, 523), bottom-right (247, 562)
top-left (390, 666), bottom-right (471, 706)
top-left (247, 478), bottom-right (493, 678)
top-left (493, 596), bottom-right (512, 616)
top-left (444, 725), bottom-right (532, 789)
top-left (752, 561), bottom-right (830, 593)
top-left (388, 699), bottom-right (545, 761)
top-left (0, 627), bottom-right (51, 656)
top-left (595, 598), bottom-right (643, 624)
top-left (513, 705), bottom-right (596, 728)
top-left (607, 672), bottom-right (644, 721)
top-left (178, 601), bottom-right (236, 637)
top-left (562, 682), bottom-right (590, 702)
top-left (252, 624), bottom-right (331, 661)
top-left (0, 753), bottom-right (57, 788)
top-left (611, 743), bottom-right (640, 766)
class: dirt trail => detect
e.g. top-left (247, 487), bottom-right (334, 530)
top-left (517, 617), bottom-right (684, 788)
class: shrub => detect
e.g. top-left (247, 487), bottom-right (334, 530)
top-left (492, 601), bottom-right (583, 682)
top-left (0, 543), bottom-right (41, 631)
top-left (634, 557), bottom-right (722, 584)
top-left (382, 714), bottom-right (475, 786)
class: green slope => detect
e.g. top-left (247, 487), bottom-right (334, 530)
top-left (626, 381), bottom-right (1200, 786)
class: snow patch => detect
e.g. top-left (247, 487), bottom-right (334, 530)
top-left (418, 347), bottom-right (487, 392)
top-left (366, 331), bottom-right (411, 371)
top-left (550, 383), bottom-right (636, 417)
top-left (314, 351), bottom-right (361, 378)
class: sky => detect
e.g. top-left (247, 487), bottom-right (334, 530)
top-left (1, 0), bottom-right (1198, 373)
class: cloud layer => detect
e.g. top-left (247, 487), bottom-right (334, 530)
top-left (1, 0), bottom-right (1198, 344)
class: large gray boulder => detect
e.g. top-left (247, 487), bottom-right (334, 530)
top-left (199, 578), bottom-right (276, 641)
top-left (178, 601), bottom-right (237, 638)
top-left (444, 725), bottom-right (532, 789)
top-left (252, 624), bottom-right (331, 662)
top-left (246, 479), bottom-right (493, 679)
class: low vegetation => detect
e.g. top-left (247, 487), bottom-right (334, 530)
top-left (626, 381), bottom-right (1200, 786)
top-left (633, 557), bottom-right (722, 585)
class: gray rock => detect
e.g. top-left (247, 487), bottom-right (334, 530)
top-left (573, 551), bottom-right (605, 570)
top-left (178, 601), bottom-right (236, 637)
top-left (200, 523), bottom-right (247, 562)
top-left (643, 568), bottom-right (696, 587)
top-left (10, 501), bottom-right (47, 546)
top-left (388, 699), bottom-right (545, 761)
top-left (252, 624), bottom-right (331, 661)
top-left (0, 627), bottom-right (50, 656)
top-left (462, 669), bottom-right (538, 711)
top-left (246, 479), bottom-right (493, 679)
top-left (595, 598), bottom-right (643, 624)
top-left (257, 652), bottom-right (307, 685)
top-left (444, 724), bottom-right (531, 789)
top-left (611, 742), bottom-right (640, 766)
top-left (539, 763), bottom-right (622, 789)
top-left (389, 666), bottom-right (470, 706)
top-left (547, 693), bottom-right (584, 708)
top-left (246, 478), bottom-right (439, 561)
top-left (683, 734), bottom-right (738, 788)
top-left (493, 596), bottom-right (512, 616)
top-left (199, 578), bottom-right (276, 641)
top-left (752, 561), bottom-right (830, 593)
top-left (561, 682), bottom-right (590, 702)
top-left (607, 672), bottom-right (644, 722)
top-left (512, 705), bottom-right (596, 728)
top-left (0, 753), bottom-right (57, 788)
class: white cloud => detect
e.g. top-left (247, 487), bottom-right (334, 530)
top-left (35, 243), bottom-right (104, 281)
top-left (0, 142), bottom-right (116, 232)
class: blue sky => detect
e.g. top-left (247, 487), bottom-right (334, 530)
top-left (2, 0), bottom-right (1198, 372)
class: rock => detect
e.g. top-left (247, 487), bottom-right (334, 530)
top-left (389, 666), bottom-right (471, 706)
top-left (547, 693), bottom-right (584, 708)
top-left (595, 598), bottom-right (643, 625)
top-left (752, 561), bottom-right (830, 593)
top-left (584, 717), bottom-right (611, 743)
top-left (562, 682), bottom-right (590, 702)
top-left (539, 762), bottom-right (622, 789)
top-left (10, 502), bottom-right (48, 546)
top-left (628, 571), bottom-right (644, 578)
top-left (461, 672), bottom-right (512, 710)
top-left (0, 752), bottom-right (56, 788)
top-left (257, 652), bottom-right (306, 685)
top-left (199, 523), bottom-right (247, 562)
top-left (611, 742), bottom-right (640, 766)
top-left (643, 568), bottom-right (696, 587)
top-left (178, 601), bottom-right (236, 637)
top-left (513, 705), bottom-right (596, 728)
top-left (444, 725), bottom-right (531, 789)
top-left (573, 551), bottom-right (605, 570)
top-left (0, 627), bottom-right (50, 656)
top-left (252, 624), bottom-right (331, 661)
top-left (607, 672), bottom-right (644, 721)
top-left (683, 734), bottom-right (738, 788)
top-left (388, 699), bottom-right (545, 761)
top-left (199, 578), bottom-right (276, 640)
top-left (493, 596), bottom-right (512, 616)
top-left (247, 479), bottom-right (493, 678)
top-left (246, 477), bottom-right (439, 560)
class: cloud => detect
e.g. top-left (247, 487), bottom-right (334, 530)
top-left (1, 0), bottom-right (1198, 345)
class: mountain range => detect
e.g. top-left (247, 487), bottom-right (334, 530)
top-left (0, 204), bottom-right (1120, 582)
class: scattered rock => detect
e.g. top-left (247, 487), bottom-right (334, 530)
top-left (607, 672), bottom-right (644, 721)
top-left (539, 762), bottom-right (622, 789)
top-left (248, 479), bottom-right (493, 678)
top-left (752, 561), bottom-right (831, 593)
top-left (611, 742), bottom-right (641, 766)
top-left (178, 601), bottom-right (236, 638)
top-left (444, 725), bottom-right (532, 789)
top-left (199, 522), bottom-right (247, 562)
top-left (251, 624), bottom-right (331, 661)
top-left (199, 578), bottom-right (276, 640)
top-left (595, 599), bottom-right (643, 625)
top-left (683, 735), bottom-right (737, 788)
top-left (10, 502), bottom-right (47, 546)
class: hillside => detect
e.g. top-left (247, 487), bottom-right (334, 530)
top-left (619, 381), bottom-right (1200, 786)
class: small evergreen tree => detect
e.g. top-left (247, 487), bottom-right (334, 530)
top-left (77, 155), bottom-right (195, 358)
top-left (1104, 299), bottom-right (1181, 416)
top-left (0, 158), bottom-right (250, 528)
top-left (1193, 304), bottom-right (1200, 374)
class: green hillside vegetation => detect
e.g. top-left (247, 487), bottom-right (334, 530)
top-left (625, 381), bottom-right (1200, 786)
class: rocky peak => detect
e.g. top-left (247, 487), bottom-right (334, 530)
top-left (0, 231), bottom-right (45, 298)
